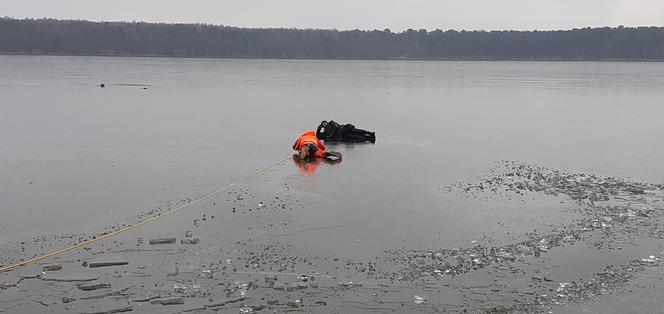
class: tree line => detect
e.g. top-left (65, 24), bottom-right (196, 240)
top-left (1, 17), bottom-right (664, 60)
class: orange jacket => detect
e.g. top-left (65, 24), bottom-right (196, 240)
top-left (293, 131), bottom-right (327, 158)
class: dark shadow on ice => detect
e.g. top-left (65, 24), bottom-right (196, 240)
top-left (323, 141), bottom-right (376, 150)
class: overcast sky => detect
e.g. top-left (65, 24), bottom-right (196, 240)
top-left (3, 0), bottom-right (664, 31)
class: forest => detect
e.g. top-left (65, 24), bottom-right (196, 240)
top-left (1, 17), bottom-right (664, 60)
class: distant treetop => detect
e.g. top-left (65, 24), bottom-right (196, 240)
top-left (1, 17), bottom-right (663, 60)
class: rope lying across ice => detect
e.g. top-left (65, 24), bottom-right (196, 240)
top-left (0, 156), bottom-right (291, 273)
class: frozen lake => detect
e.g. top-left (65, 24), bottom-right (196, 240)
top-left (1, 56), bottom-right (663, 313)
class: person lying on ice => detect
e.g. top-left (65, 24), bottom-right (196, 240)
top-left (292, 130), bottom-right (342, 160)
top-left (316, 120), bottom-right (375, 143)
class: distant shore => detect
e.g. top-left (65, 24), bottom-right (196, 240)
top-left (3, 17), bottom-right (664, 62)
top-left (1, 52), bottom-right (662, 63)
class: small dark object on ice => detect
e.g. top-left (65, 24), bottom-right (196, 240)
top-left (43, 264), bottom-right (62, 271)
top-left (78, 282), bottom-right (112, 291)
top-left (88, 260), bottom-right (129, 268)
top-left (100, 83), bottom-right (105, 88)
top-left (149, 237), bottom-right (176, 245)
top-left (150, 297), bottom-right (185, 305)
top-left (81, 285), bottom-right (134, 300)
top-left (272, 282), bottom-right (308, 291)
top-left (81, 306), bottom-right (133, 314)
top-left (40, 273), bottom-right (99, 282)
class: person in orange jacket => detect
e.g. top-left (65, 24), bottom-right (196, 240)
top-left (293, 131), bottom-right (342, 160)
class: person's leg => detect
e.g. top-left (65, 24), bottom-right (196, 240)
top-left (340, 131), bottom-right (368, 142)
top-left (343, 128), bottom-right (375, 142)
top-left (352, 127), bottom-right (375, 143)
top-left (337, 124), bottom-right (358, 142)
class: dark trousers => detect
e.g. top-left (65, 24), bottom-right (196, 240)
top-left (338, 125), bottom-right (375, 143)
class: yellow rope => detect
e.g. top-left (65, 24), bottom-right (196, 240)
top-left (0, 156), bottom-right (291, 273)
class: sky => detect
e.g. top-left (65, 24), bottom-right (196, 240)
top-left (3, 0), bottom-right (664, 31)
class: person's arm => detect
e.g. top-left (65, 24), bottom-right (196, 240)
top-left (316, 139), bottom-right (326, 151)
top-left (316, 123), bottom-right (325, 138)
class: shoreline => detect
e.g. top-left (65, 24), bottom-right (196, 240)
top-left (1, 52), bottom-right (663, 63)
